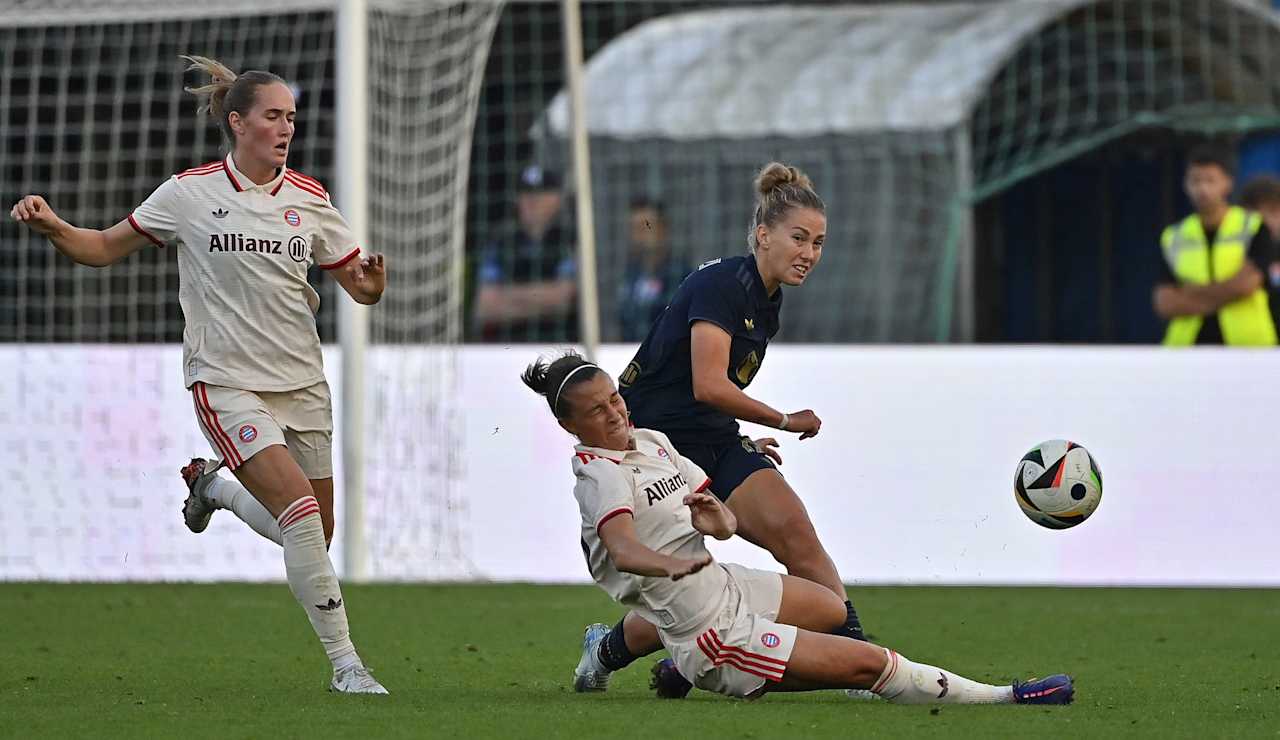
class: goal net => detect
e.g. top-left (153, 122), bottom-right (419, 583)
top-left (0, 0), bottom-right (500, 580)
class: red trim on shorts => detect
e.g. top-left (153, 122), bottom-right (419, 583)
top-left (696, 629), bottom-right (785, 682)
top-left (595, 507), bottom-right (633, 532)
top-left (871, 650), bottom-right (899, 693)
top-left (695, 478), bottom-right (712, 493)
top-left (318, 247), bottom-right (361, 270)
top-left (127, 214), bottom-right (164, 248)
top-left (706, 624), bottom-right (793, 665)
top-left (284, 172), bottom-right (328, 201)
top-left (222, 159), bottom-right (243, 191)
top-left (191, 386), bottom-right (235, 467)
top-left (193, 382), bottom-right (244, 468)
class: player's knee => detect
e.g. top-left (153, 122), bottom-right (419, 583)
top-left (818, 590), bottom-right (847, 632)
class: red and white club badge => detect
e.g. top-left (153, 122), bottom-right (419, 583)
top-left (283, 209), bottom-right (301, 227)
top-left (238, 424), bottom-right (258, 443)
top-left (760, 632), bottom-right (781, 649)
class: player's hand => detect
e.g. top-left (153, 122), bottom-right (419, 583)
top-left (684, 491), bottom-right (737, 539)
top-left (9, 195), bottom-right (63, 237)
top-left (347, 252), bottom-right (387, 300)
top-left (787, 410), bottom-right (822, 440)
top-left (667, 553), bottom-right (714, 581)
top-left (751, 437), bottom-right (783, 465)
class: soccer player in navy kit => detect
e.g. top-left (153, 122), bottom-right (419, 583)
top-left (572, 163), bottom-right (868, 693)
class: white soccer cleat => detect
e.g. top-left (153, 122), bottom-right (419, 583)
top-left (179, 457), bottom-right (221, 533)
top-left (845, 689), bottom-right (882, 701)
top-left (330, 665), bottom-right (389, 695)
top-left (573, 623), bottom-right (612, 692)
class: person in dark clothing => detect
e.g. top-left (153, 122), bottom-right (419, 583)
top-left (616, 198), bottom-right (690, 342)
top-left (473, 165), bottom-right (577, 342)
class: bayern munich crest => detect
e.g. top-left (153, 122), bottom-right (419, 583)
top-left (283, 209), bottom-right (301, 227)
top-left (238, 424), bottom-right (258, 443)
top-left (760, 632), bottom-right (781, 649)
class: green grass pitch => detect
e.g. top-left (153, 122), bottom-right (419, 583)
top-left (3, 584), bottom-right (1278, 738)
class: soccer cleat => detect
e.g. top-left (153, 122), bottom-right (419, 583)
top-left (843, 689), bottom-right (881, 701)
top-left (573, 623), bottom-right (612, 692)
top-left (329, 665), bottom-right (389, 695)
top-left (1013, 674), bottom-right (1074, 705)
top-left (179, 457), bottom-right (221, 533)
top-left (650, 658), bottom-right (693, 699)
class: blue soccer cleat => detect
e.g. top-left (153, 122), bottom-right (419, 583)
top-left (1013, 674), bottom-right (1074, 705)
top-left (573, 623), bottom-right (612, 692)
top-left (649, 658), bottom-right (693, 699)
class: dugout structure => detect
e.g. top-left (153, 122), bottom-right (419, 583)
top-left (542, 0), bottom-right (1280, 342)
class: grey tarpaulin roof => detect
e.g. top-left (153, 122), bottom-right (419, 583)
top-left (544, 0), bottom-right (1276, 139)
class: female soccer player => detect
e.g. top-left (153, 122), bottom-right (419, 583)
top-left (524, 352), bottom-right (1073, 704)
top-left (10, 56), bottom-right (387, 694)
top-left (594, 163), bottom-right (861, 677)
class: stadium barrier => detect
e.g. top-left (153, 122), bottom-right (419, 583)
top-left (3, 344), bottom-right (1277, 586)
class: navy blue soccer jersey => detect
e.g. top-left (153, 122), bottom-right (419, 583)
top-left (619, 255), bottom-right (781, 446)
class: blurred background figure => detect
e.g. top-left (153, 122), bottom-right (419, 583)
top-left (1240, 173), bottom-right (1280, 330)
top-left (616, 198), bottom-right (690, 342)
top-left (1240, 174), bottom-right (1280, 241)
top-left (472, 165), bottom-right (577, 342)
top-left (1152, 145), bottom-right (1275, 346)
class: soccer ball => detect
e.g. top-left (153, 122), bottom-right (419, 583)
top-left (1013, 440), bottom-right (1102, 529)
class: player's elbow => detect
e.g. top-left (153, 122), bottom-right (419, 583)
top-left (691, 376), bottom-right (722, 405)
top-left (604, 540), bottom-right (648, 576)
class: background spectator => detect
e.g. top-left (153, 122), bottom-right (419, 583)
top-left (471, 165), bottom-right (578, 342)
top-left (616, 199), bottom-right (690, 342)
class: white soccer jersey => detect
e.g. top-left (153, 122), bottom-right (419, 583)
top-left (128, 154), bottom-right (360, 391)
top-left (572, 428), bottom-right (730, 640)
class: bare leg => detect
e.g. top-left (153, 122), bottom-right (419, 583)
top-left (726, 470), bottom-right (844, 596)
top-left (308, 477), bottom-right (335, 545)
top-left (622, 611), bottom-right (663, 655)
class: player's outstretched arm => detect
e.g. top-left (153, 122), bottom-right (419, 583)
top-left (330, 252), bottom-right (387, 305)
top-left (690, 321), bottom-right (822, 439)
top-left (10, 195), bottom-right (148, 267)
top-left (598, 513), bottom-right (712, 580)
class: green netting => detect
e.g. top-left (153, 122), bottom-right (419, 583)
top-left (532, 0), bottom-right (1280, 342)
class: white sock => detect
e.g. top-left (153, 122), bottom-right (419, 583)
top-left (872, 649), bottom-right (1014, 705)
top-left (207, 476), bottom-right (283, 546)
top-left (278, 497), bottom-right (360, 672)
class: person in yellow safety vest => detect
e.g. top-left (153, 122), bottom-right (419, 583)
top-left (1152, 145), bottom-right (1276, 346)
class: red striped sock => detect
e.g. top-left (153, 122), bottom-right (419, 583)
top-left (278, 496), bottom-right (322, 534)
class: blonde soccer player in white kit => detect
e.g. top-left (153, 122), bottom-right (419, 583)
top-left (522, 351), bottom-right (1076, 705)
top-left (10, 56), bottom-right (388, 694)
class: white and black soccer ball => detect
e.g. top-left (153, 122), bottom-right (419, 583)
top-left (1013, 440), bottom-right (1102, 529)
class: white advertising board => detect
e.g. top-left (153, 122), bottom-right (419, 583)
top-left (2, 344), bottom-right (1277, 586)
